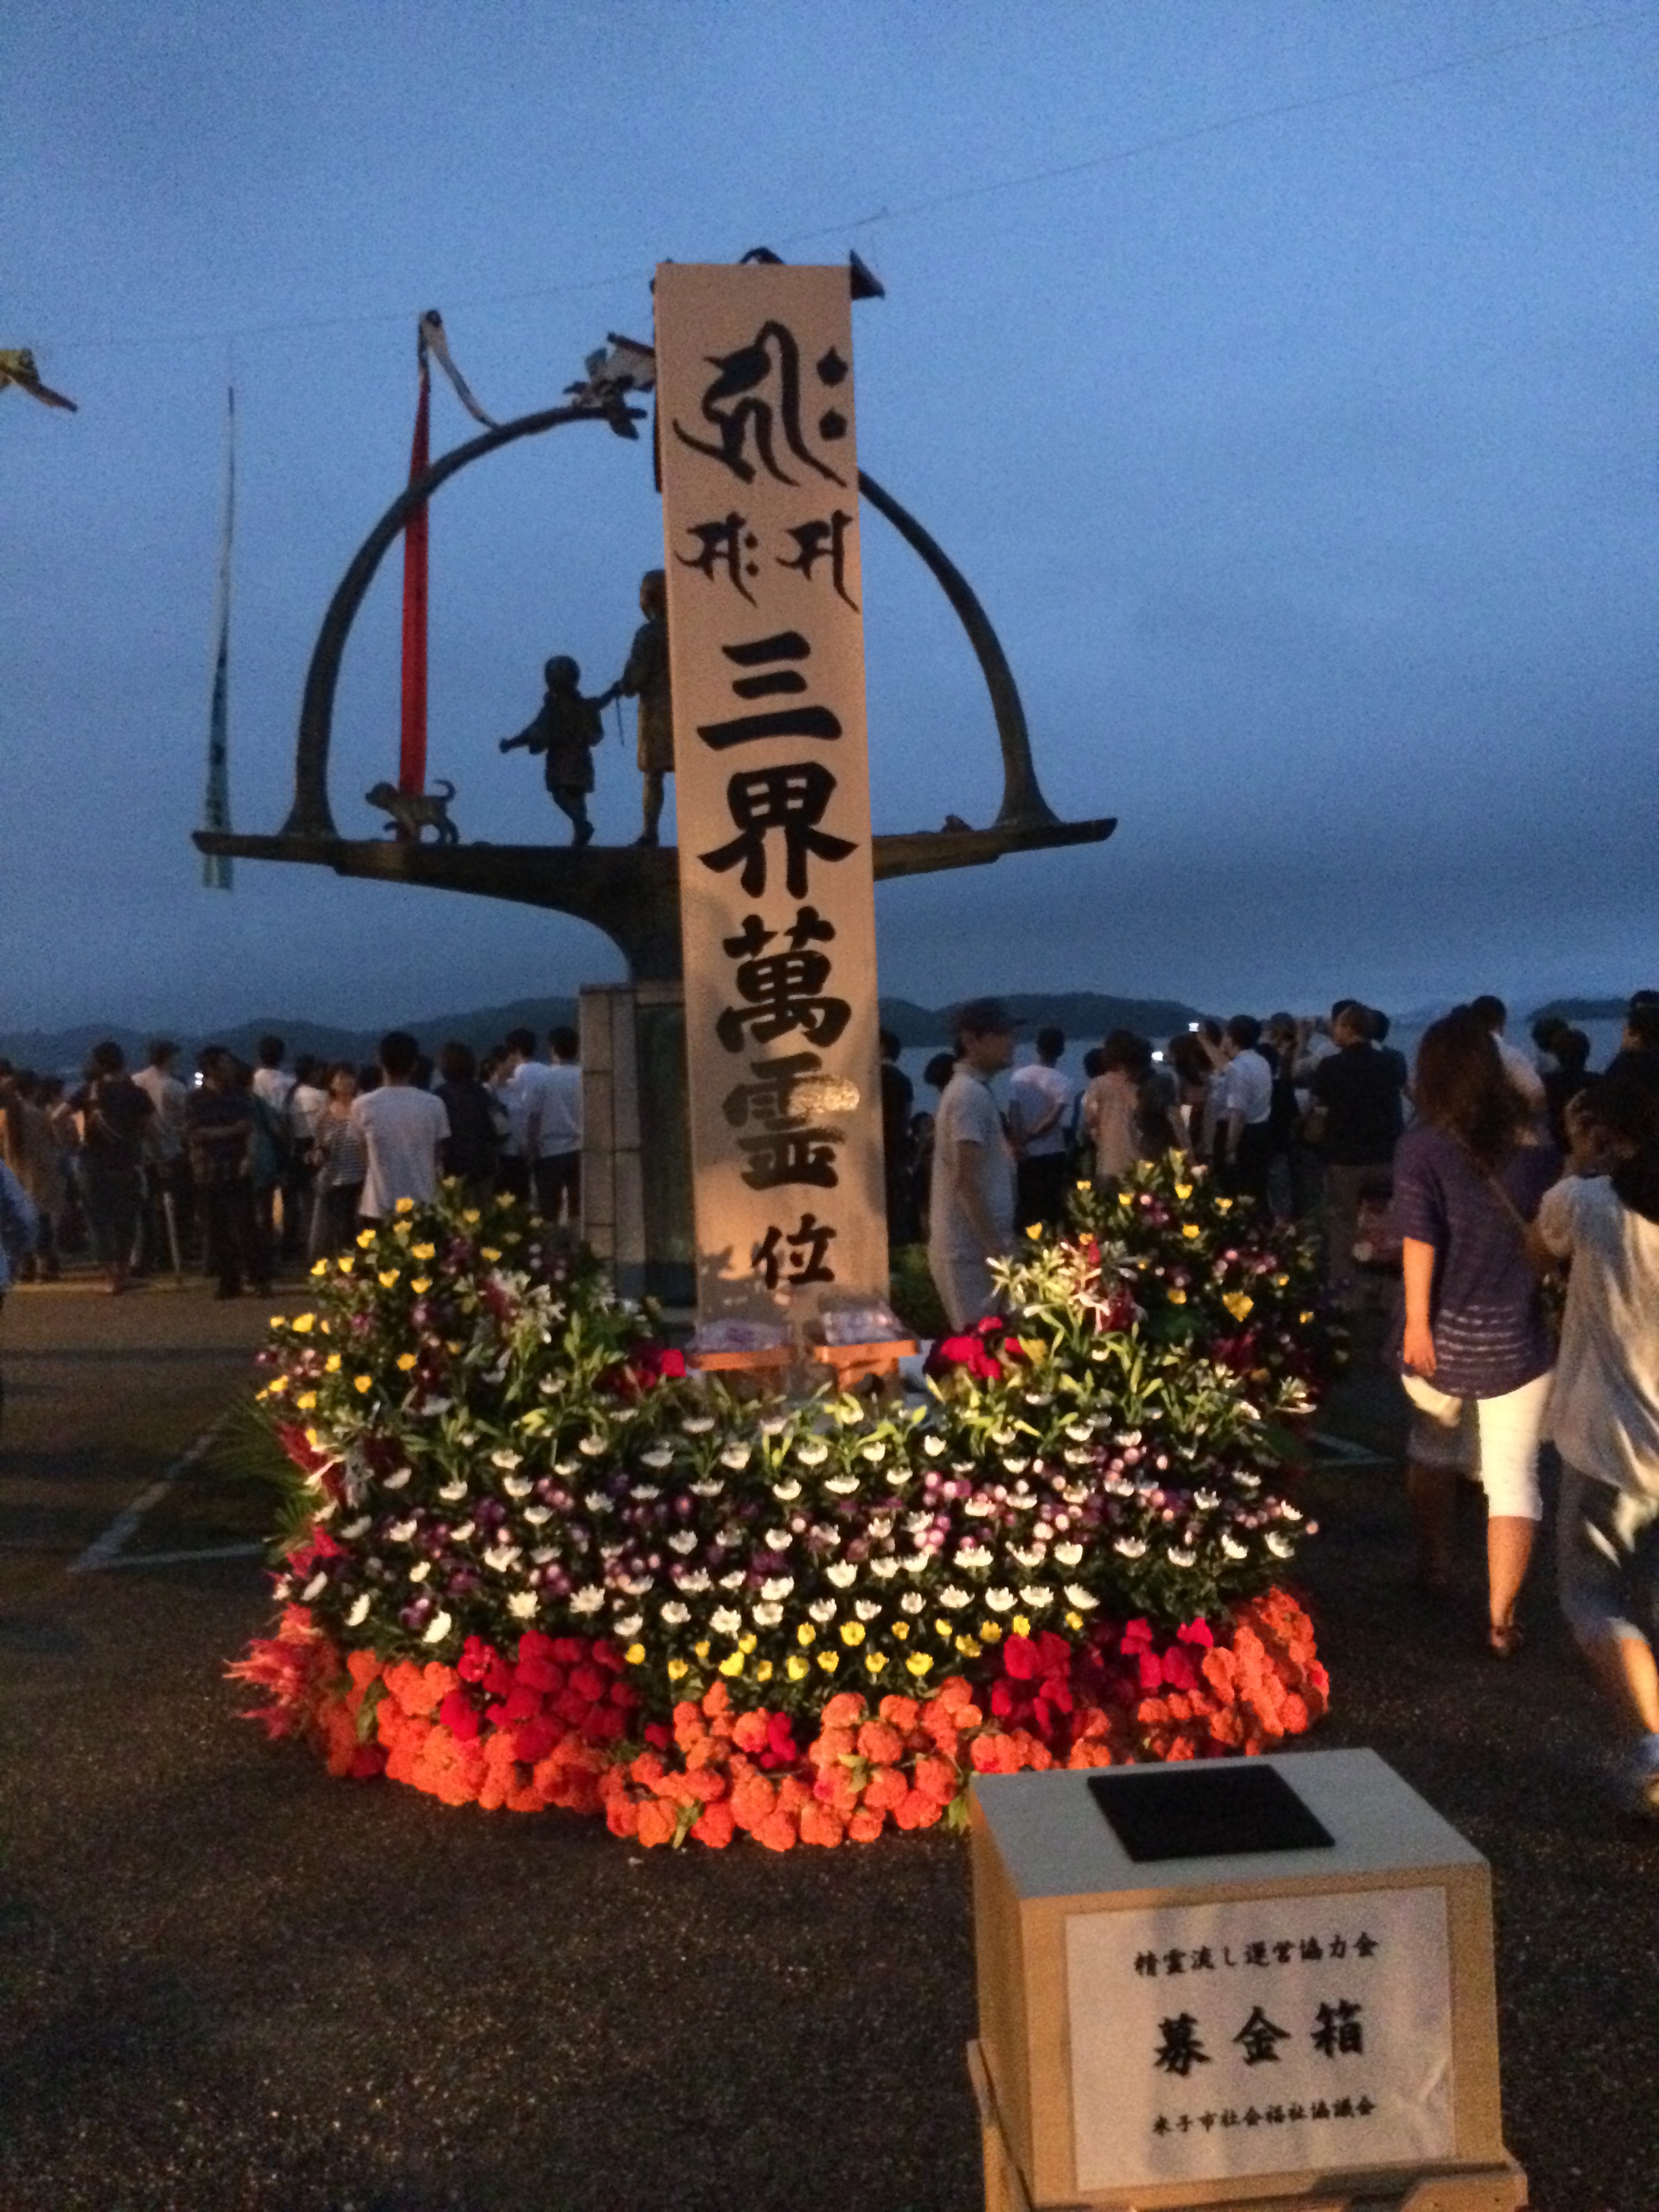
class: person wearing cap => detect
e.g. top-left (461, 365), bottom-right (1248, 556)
top-left (928, 998), bottom-right (1019, 1330)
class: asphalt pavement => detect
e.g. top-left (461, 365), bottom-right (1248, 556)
top-left (1, 1277), bottom-right (1656, 2211)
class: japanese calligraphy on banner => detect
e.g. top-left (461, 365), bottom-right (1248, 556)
top-left (1066, 1887), bottom-right (1455, 2192)
top-left (655, 264), bottom-right (885, 1324)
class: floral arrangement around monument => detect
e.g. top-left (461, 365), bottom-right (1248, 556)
top-left (231, 1160), bottom-right (1336, 1849)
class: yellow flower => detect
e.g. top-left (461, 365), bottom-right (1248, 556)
top-left (816, 1650), bottom-right (839, 1673)
top-left (1273, 1272), bottom-right (1289, 1288)
top-left (267, 1376), bottom-right (288, 1394)
top-left (737, 1633), bottom-right (756, 1654)
top-left (935, 1620), bottom-right (954, 1640)
top-left (446, 1341), bottom-right (463, 1354)
top-left (268, 1315), bottom-right (287, 1332)
top-left (396, 1352), bottom-right (417, 1372)
top-left (1118, 1191), bottom-right (1133, 1208)
top-left (412, 1244), bottom-right (436, 1262)
top-left (337, 1256), bottom-right (354, 1273)
top-left (462, 1209), bottom-right (481, 1225)
top-left (1168, 1289), bottom-right (1187, 1305)
top-left (354, 1375), bottom-right (372, 1394)
top-left (1299, 1309), bottom-right (1314, 1325)
top-left (378, 1270), bottom-right (399, 1289)
top-left (1185, 1223), bottom-right (1204, 1240)
top-left (786, 1654), bottom-right (809, 1681)
top-left (864, 1651), bottom-right (887, 1675)
top-left (394, 1197), bottom-right (415, 1214)
top-left (480, 1247), bottom-right (501, 1263)
top-left (325, 1353), bottom-right (340, 1372)
top-left (1025, 1221), bottom-right (1044, 1240)
top-left (1215, 1196), bottom-right (1233, 1212)
top-left (796, 1623), bottom-right (815, 1646)
top-left (719, 1651), bottom-right (745, 1677)
top-left (310, 1260), bottom-right (329, 1278)
top-left (291, 1313), bottom-right (315, 1333)
top-left (840, 1621), bottom-right (865, 1647)
top-left (625, 1643), bottom-right (646, 1665)
top-left (890, 1621), bottom-right (909, 1641)
top-left (1012, 1614), bottom-right (1031, 1639)
top-left (1174, 1184), bottom-right (1193, 1200)
top-left (411, 1278), bottom-right (432, 1294)
top-left (1066, 1610), bottom-right (1084, 1631)
top-left (955, 1635), bottom-right (982, 1659)
top-left (755, 1660), bottom-right (774, 1683)
top-left (356, 1230), bottom-right (375, 1250)
top-left (979, 1622), bottom-right (1003, 1643)
top-left (296, 1391), bottom-right (317, 1412)
top-left (667, 1658), bottom-right (689, 1680)
top-left (905, 1653), bottom-right (934, 1677)
top-left (1076, 1179), bottom-right (1092, 1193)
top-left (1223, 1292), bottom-right (1254, 1322)
top-left (305, 1428), bottom-right (324, 1450)
top-left (693, 1640), bottom-right (710, 1661)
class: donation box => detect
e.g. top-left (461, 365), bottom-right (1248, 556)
top-left (969, 1750), bottom-right (1526, 2211)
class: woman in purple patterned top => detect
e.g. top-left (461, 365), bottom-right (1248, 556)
top-left (1393, 1007), bottom-right (1558, 1655)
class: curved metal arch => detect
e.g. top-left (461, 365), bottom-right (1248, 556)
top-left (279, 404), bottom-right (1059, 840)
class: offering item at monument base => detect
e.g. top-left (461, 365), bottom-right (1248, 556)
top-left (969, 1750), bottom-right (1525, 2211)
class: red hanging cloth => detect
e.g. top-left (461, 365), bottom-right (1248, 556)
top-left (398, 359), bottom-right (431, 802)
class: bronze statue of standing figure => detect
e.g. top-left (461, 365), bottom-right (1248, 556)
top-left (499, 655), bottom-right (606, 846)
top-left (613, 568), bottom-right (673, 846)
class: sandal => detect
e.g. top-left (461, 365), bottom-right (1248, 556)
top-left (1488, 1622), bottom-right (1525, 1660)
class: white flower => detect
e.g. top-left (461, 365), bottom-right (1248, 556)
top-left (854, 1600), bottom-right (882, 1622)
top-left (437, 1479), bottom-right (468, 1503)
top-left (383, 1467), bottom-right (411, 1492)
top-left (678, 1569), bottom-right (712, 1594)
top-left (795, 1438), bottom-right (830, 1465)
top-left (1236, 1471), bottom-right (1261, 1491)
top-left (508, 1591), bottom-right (539, 1619)
top-left (867, 1514), bottom-right (895, 1538)
top-left (614, 1610), bottom-right (645, 1637)
top-left (554, 1458), bottom-right (580, 1476)
top-left (342, 1515), bottom-right (371, 1541)
top-left (807, 1599), bottom-right (838, 1623)
top-left (939, 1586), bottom-right (972, 1611)
top-left (901, 1551), bottom-right (929, 1576)
top-left (1001, 1454), bottom-right (1029, 1475)
top-left (1223, 1534), bottom-right (1250, 1561)
top-left (1105, 1476), bottom-right (1136, 1498)
top-left (922, 1434), bottom-right (947, 1458)
top-left (682, 1414), bottom-right (715, 1435)
top-left (825, 1561), bottom-right (858, 1589)
top-left (1266, 1531), bottom-right (1296, 1559)
top-left (868, 1557), bottom-right (899, 1581)
top-left (584, 1491), bottom-right (612, 1513)
top-left (711, 1607), bottom-right (743, 1637)
top-left (1064, 1448), bottom-right (1092, 1467)
top-left (955, 1542), bottom-right (993, 1572)
top-left (1114, 1537), bottom-right (1148, 1560)
top-left (985, 1587), bottom-right (1016, 1613)
top-left (761, 1576), bottom-right (794, 1601)
top-left (1065, 1584), bottom-right (1099, 1609)
top-left (772, 1477), bottom-right (803, 1500)
top-left (578, 1435), bottom-right (608, 1457)
top-left (758, 1414), bottom-right (788, 1437)
top-left (964, 1496), bottom-right (996, 1518)
top-left (419, 1397), bottom-right (454, 1418)
top-left (531, 1547), bottom-right (555, 1565)
top-left (810, 1523), bottom-right (840, 1549)
top-left (1054, 1541), bottom-right (1084, 1568)
top-left (504, 1475), bottom-right (533, 1498)
top-left (571, 1586), bottom-right (605, 1615)
top-left (899, 1591), bottom-right (926, 1616)
top-left (484, 1543), bottom-right (521, 1572)
top-left (421, 1610), bottom-right (453, 1643)
top-left (641, 1445), bottom-right (674, 1470)
top-left (619, 1574), bottom-right (654, 1598)
top-left (1065, 1423), bottom-right (1093, 1444)
top-left (630, 1483), bottom-right (661, 1501)
top-left (388, 1518), bottom-right (417, 1543)
top-left (523, 1504), bottom-right (552, 1527)
top-left (668, 1532), bottom-right (699, 1555)
top-left (489, 1450), bottom-right (523, 1471)
top-left (1194, 1488), bottom-right (1220, 1511)
top-left (302, 1571), bottom-right (328, 1601)
top-left (859, 1440), bottom-right (886, 1463)
top-left (764, 1528), bottom-right (793, 1551)
top-left (689, 1477), bottom-right (724, 1498)
top-left (990, 1426), bottom-right (1019, 1447)
top-left (1010, 1545), bottom-right (1044, 1569)
top-left (1019, 1586), bottom-right (1055, 1610)
top-left (720, 1443), bottom-right (752, 1470)
top-left (825, 1473), bottom-right (860, 1495)
top-left (1166, 1546), bottom-right (1197, 1569)
top-left (752, 1602), bottom-right (784, 1628)
top-left (718, 1570), bottom-right (746, 1591)
top-left (1278, 1502), bottom-right (1304, 1523)
top-left (904, 1512), bottom-right (933, 1535)
top-left (409, 1561), bottom-right (430, 1583)
top-left (661, 1601), bottom-right (691, 1625)
top-left (346, 1593), bottom-right (371, 1626)
top-left (1063, 1483), bottom-right (1090, 1505)
top-left (451, 1521), bottom-right (476, 1543)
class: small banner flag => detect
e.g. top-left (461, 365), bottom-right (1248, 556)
top-left (201, 384), bottom-right (236, 888)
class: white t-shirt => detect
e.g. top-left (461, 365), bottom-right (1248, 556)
top-left (252, 1066), bottom-right (296, 1120)
top-left (1220, 1048), bottom-right (1273, 1128)
top-left (508, 1060), bottom-right (582, 1158)
top-left (133, 1066), bottom-right (188, 1160)
top-left (290, 1082), bottom-right (329, 1144)
top-left (1537, 1174), bottom-right (1659, 1498)
top-left (1007, 1062), bottom-right (1075, 1159)
top-left (929, 1067), bottom-right (1015, 1263)
top-left (1496, 1037), bottom-right (1547, 1113)
top-left (349, 1085), bottom-right (451, 1218)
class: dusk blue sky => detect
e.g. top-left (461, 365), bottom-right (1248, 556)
top-left (5, 1), bottom-right (1656, 1033)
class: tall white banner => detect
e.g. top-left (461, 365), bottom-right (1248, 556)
top-left (655, 263), bottom-right (885, 1326)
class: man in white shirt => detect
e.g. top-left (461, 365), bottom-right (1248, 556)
top-left (1216, 1014), bottom-right (1275, 1201)
top-left (133, 1039), bottom-right (190, 1275)
top-left (928, 998), bottom-right (1019, 1330)
top-left (1007, 1025), bottom-right (1075, 1232)
top-left (1471, 994), bottom-right (1547, 1118)
top-left (530, 1025), bottom-right (583, 1229)
top-left (349, 1031), bottom-right (450, 1219)
top-left (251, 1035), bottom-right (296, 1120)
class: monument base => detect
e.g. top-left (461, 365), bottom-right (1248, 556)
top-left (967, 2043), bottom-right (1527, 2212)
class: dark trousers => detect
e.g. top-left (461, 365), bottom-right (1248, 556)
top-left (203, 1177), bottom-right (265, 1295)
top-left (1017, 1153), bottom-right (1071, 1234)
top-left (533, 1149), bottom-right (581, 1227)
top-left (497, 1155), bottom-right (531, 1206)
top-left (1222, 1122), bottom-right (1275, 1204)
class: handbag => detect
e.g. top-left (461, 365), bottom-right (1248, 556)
top-left (1475, 1153), bottom-right (1568, 1340)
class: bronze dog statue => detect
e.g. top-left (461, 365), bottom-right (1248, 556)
top-left (365, 779), bottom-right (459, 844)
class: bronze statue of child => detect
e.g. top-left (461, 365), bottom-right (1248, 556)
top-left (499, 655), bottom-right (607, 846)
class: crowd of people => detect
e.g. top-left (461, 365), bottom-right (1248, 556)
top-left (0, 1023), bottom-right (586, 1301)
top-left (916, 987), bottom-right (1659, 1818)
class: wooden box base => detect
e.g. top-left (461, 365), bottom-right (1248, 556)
top-left (966, 2044), bottom-right (1527, 2212)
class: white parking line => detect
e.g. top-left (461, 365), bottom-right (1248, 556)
top-left (66, 1410), bottom-right (236, 1574)
top-left (104, 1541), bottom-right (266, 1569)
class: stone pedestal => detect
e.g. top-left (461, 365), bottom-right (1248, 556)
top-left (579, 982), bottom-right (695, 1310)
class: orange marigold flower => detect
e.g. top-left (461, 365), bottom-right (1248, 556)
top-left (820, 1690), bottom-right (865, 1729)
top-left (754, 1807), bottom-right (799, 1853)
top-left (877, 1694), bottom-right (919, 1730)
top-left (636, 1799), bottom-right (678, 1849)
top-left (693, 1799), bottom-right (735, 1848)
top-left (914, 1753), bottom-right (960, 1807)
top-left (799, 1800), bottom-right (846, 1848)
top-left (857, 1719), bottom-right (904, 1765)
top-left (863, 1765), bottom-right (909, 1811)
top-left (893, 1786), bottom-right (945, 1831)
top-left (731, 1711), bottom-right (771, 1755)
top-left (848, 1805), bottom-right (886, 1844)
top-left (701, 1681), bottom-right (731, 1718)
top-left (346, 1649), bottom-right (383, 1692)
top-left (731, 1771), bottom-right (777, 1829)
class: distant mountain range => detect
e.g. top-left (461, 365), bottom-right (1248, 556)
top-left (1, 990), bottom-right (1204, 1074)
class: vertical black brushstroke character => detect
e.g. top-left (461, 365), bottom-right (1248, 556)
top-left (752, 1212), bottom-right (837, 1289)
top-left (701, 764), bottom-right (855, 899)
top-left (1153, 2015), bottom-right (1211, 2078)
top-left (672, 321), bottom-right (845, 487)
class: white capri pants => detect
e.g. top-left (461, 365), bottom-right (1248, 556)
top-left (1399, 1368), bottom-right (1552, 1521)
